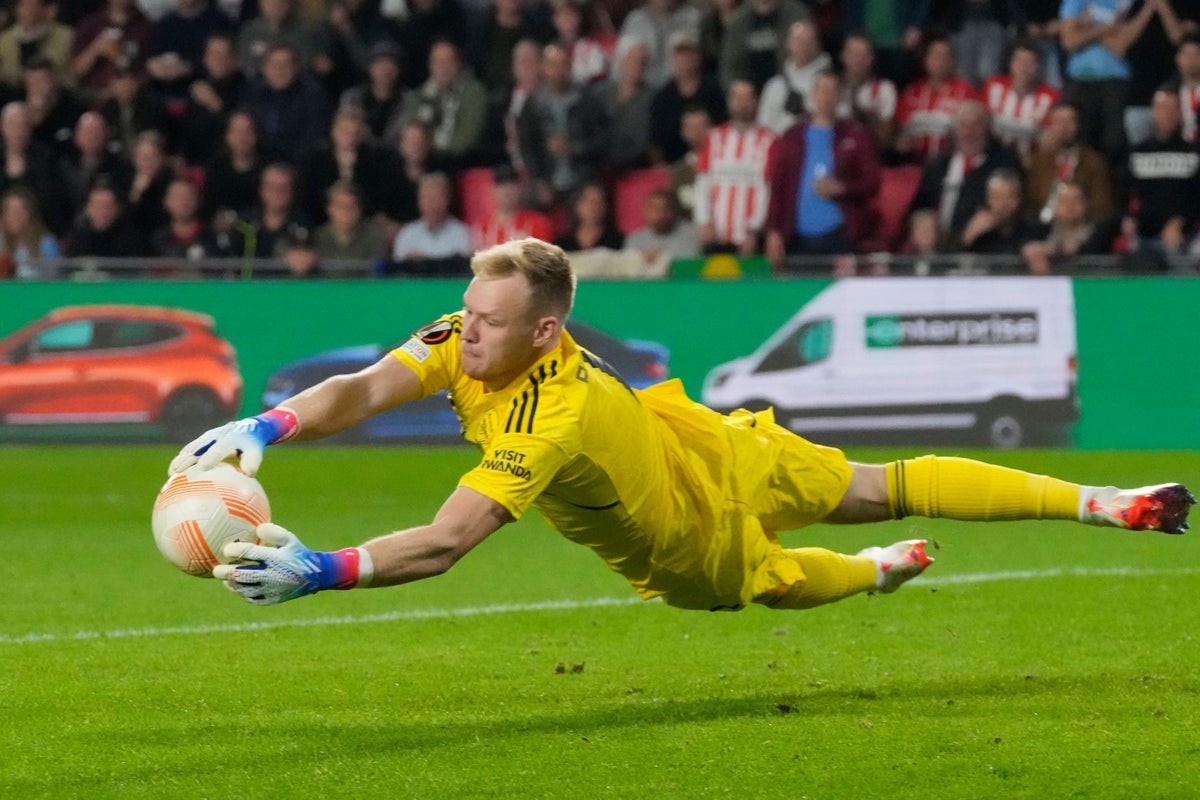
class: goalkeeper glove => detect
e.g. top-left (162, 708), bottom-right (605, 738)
top-left (214, 523), bottom-right (373, 606)
top-left (168, 407), bottom-right (299, 476)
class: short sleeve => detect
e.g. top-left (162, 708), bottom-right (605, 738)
top-left (458, 433), bottom-right (572, 519)
top-left (388, 313), bottom-right (462, 398)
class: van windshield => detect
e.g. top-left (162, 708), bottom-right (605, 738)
top-left (755, 318), bottom-right (832, 373)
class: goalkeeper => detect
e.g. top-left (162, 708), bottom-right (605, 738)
top-left (170, 238), bottom-right (1194, 609)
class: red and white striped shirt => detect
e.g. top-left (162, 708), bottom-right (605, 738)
top-left (983, 76), bottom-right (1060, 159)
top-left (838, 77), bottom-right (898, 124)
top-left (693, 122), bottom-right (776, 244)
top-left (896, 78), bottom-right (978, 161)
top-left (473, 211), bottom-right (555, 250)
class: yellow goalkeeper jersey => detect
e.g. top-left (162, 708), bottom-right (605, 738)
top-left (390, 313), bottom-right (853, 610)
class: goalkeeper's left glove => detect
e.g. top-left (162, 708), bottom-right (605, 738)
top-left (214, 523), bottom-right (373, 606)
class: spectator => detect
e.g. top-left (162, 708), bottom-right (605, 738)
top-left (1123, 87), bottom-right (1200, 267)
top-left (836, 31), bottom-right (897, 154)
top-left (236, 161), bottom-right (310, 258)
top-left (617, 0), bottom-right (702, 89)
top-left (900, 208), bottom-right (950, 275)
top-left (473, 162), bottom-right (553, 247)
top-left (764, 70), bottom-right (881, 268)
top-left (318, 0), bottom-right (402, 100)
top-left (281, 228), bottom-right (322, 278)
top-left (670, 105), bottom-right (712, 219)
top-left (623, 187), bottom-right (701, 274)
top-left (395, 0), bottom-right (466, 89)
top-left (480, 38), bottom-right (543, 170)
top-left (895, 35), bottom-right (978, 163)
top-left (389, 171), bottom-right (472, 272)
top-left (244, 43), bottom-right (329, 163)
top-left (0, 187), bottom-right (59, 279)
top-left (0, 101), bottom-right (70, 235)
top-left (573, 40), bottom-right (654, 174)
top-left (1119, 0), bottom-right (1187, 149)
top-left (399, 39), bottom-right (489, 168)
top-left (152, 176), bottom-right (226, 258)
top-left (952, 168), bottom-right (1039, 255)
top-left (65, 182), bottom-right (150, 256)
top-left (126, 130), bottom-right (173, 237)
top-left (237, 0), bottom-right (322, 78)
top-left (550, 0), bottom-right (609, 87)
top-left (555, 180), bottom-right (623, 250)
top-left (62, 110), bottom-right (133, 210)
top-left (982, 39), bottom-right (1060, 163)
top-left (835, 2), bottom-right (927, 91)
top-left (694, 78), bottom-right (774, 255)
top-left (1163, 33), bottom-right (1200, 144)
top-left (312, 179), bottom-right (387, 263)
top-left (380, 119), bottom-right (437, 227)
top-left (302, 106), bottom-right (392, 224)
top-left (23, 58), bottom-right (85, 160)
top-left (205, 109), bottom-right (265, 221)
top-left (467, 0), bottom-right (553, 91)
top-left (1024, 102), bottom-right (1113, 226)
top-left (699, 0), bottom-right (740, 80)
top-left (98, 67), bottom-right (170, 158)
top-left (1022, 180), bottom-right (1110, 274)
top-left (938, 0), bottom-right (1016, 89)
top-left (718, 0), bottom-right (808, 92)
top-left (649, 32), bottom-right (727, 164)
top-left (518, 42), bottom-right (582, 206)
top-left (909, 100), bottom-right (1022, 244)
top-left (146, 0), bottom-right (234, 100)
top-left (70, 0), bottom-right (157, 95)
top-left (1058, 0), bottom-right (1159, 161)
top-left (0, 0), bottom-right (75, 90)
top-left (180, 33), bottom-right (247, 165)
top-left (757, 20), bottom-right (831, 135)
top-left (339, 41), bottom-right (406, 144)
top-left (1022, 1), bottom-right (1064, 89)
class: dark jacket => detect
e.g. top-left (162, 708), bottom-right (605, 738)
top-left (909, 139), bottom-right (1023, 241)
top-left (764, 118), bottom-right (882, 250)
top-left (244, 75), bottom-right (329, 163)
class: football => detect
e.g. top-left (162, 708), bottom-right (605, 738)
top-left (152, 462), bottom-right (270, 577)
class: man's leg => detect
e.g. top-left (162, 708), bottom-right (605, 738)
top-left (751, 541), bottom-right (933, 609)
top-left (829, 456), bottom-right (1193, 533)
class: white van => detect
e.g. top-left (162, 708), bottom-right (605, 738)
top-left (701, 277), bottom-right (1079, 448)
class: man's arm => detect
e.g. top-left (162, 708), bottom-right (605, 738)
top-left (169, 354), bottom-right (423, 475)
top-left (1099, 1), bottom-right (1156, 59)
top-left (214, 487), bottom-right (512, 604)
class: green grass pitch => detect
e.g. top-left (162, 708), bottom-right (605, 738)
top-left (2, 445), bottom-right (1198, 799)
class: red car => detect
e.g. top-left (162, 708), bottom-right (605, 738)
top-left (0, 305), bottom-right (243, 441)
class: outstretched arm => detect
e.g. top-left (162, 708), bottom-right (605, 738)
top-left (215, 487), bottom-right (513, 605)
top-left (169, 355), bottom-right (422, 475)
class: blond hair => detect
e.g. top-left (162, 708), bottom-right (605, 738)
top-left (471, 237), bottom-right (576, 319)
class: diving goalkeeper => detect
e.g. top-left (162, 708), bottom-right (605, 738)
top-left (170, 238), bottom-right (1194, 609)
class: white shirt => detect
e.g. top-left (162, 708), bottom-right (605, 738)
top-left (392, 216), bottom-right (472, 260)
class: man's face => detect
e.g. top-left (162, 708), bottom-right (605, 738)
top-left (327, 189), bottom-right (361, 230)
top-left (165, 181), bottom-right (199, 221)
top-left (368, 56), bottom-right (399, 87)
top-left (263, 49), bottom-right (298, 91)
top-left (986, 178), bottom-right (1020, 221)
top-left (680, 109), bottom-right (711, 149)
top-left (670, 45), bottom-right (700, 78)
top-left (204, 38), bottom-right (237, 79)
top-left (429, 43), bottom-right (459, 88)
top-left (1177, 43), bottom-right (1200, 81)
top-left (14, 0), bottom-right (46, 29)
top-left (542, 45), bottom-right (570, 88)
top-left (460, 274), bottom-right (544, 389)
top-left (400, 123), bottom-right (430, 161)
top-left (1046, 106), bottom-right (1078, 147)
top-left (644, 194), bottom-right (673, 233)
top-left (226, 113), bottom-right (256, 154)
top-left (786, 22), bottom-right (818, 66)
top-left (260, 168), bottom-right (294, 213)
top-left (1009, 47), bottom-right (1039, 87)
top-left (494, 179), bottom-right (520, 213)
top-left (1053, 183), bottom-right (1086, 225)
top-left (924, 41), bottom-right (954, 82)
top-left (1152, 90), bottom-right (1181, 135)
top-left (86, 190), bottom-right (120, 230)
top-left (331, 115), bottom-right (363, 151)
top-left (726, 81), bottom-right (758, 123)
top-left (512, 42), bottom-right (541, 87)
top-left (954, 105), bottom-right (989, 155)
top-left (840, 37), bottom-right (872, 78)
top-left (811, 73), bottom-right (839, 118)
top-left (418, 179), bottom-right (449, 220)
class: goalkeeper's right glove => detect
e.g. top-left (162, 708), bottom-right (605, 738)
top-left (168, 407), bottom-right (299, 476)
top-left (214, 523), bottom-right (372, 606)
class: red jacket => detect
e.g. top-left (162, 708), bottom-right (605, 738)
top-left (765, 118), bottom-right (881, 250)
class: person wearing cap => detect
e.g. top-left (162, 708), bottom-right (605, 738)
top-left (339, 41), bottom-right (406, 144)
top-left (649, 30), bottom-right (728, 164)
top-left (617, 0), bottom-right (701, 89)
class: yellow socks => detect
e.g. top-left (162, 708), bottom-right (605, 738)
top-left (756, 548), bottom-right (879, 609)
top-left (886, 455), bottom-right (1081, 522)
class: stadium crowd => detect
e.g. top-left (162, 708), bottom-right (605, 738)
top-left (1, 0), bottom-right (1199, 279)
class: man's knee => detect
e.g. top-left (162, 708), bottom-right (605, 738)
top-left (826, 462), bottom-right (892, 523)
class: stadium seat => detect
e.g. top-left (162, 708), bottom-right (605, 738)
top-left (871, 165), bottom-right (923, 251)
top-left (614, 166), bottom-right (672, 235)
top-left (458, 167), bottom-right (496, 228)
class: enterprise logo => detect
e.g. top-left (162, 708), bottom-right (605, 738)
top-left (865, 312), bottom-right (1040, 348)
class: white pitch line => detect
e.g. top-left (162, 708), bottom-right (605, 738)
top-left (2, 566), bottom-right (1198, 646)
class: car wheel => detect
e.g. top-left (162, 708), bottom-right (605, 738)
top-left (162, 388), bottom-right (228, 443)
top-left (981, 410), bottom-right (1025, 449)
